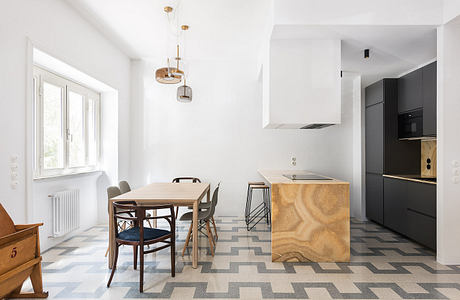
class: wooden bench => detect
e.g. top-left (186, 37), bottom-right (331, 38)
top-left (0, 204), bottom-right (48, 299)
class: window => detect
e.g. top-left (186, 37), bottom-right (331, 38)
top-left (34, 66), bottom-right (101, 178)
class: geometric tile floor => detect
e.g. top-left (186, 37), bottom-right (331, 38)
top-left (22, 217), bottom-right (460, 299)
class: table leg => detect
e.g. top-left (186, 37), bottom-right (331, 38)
top-left (153, 209), bottom-right (157, 228)
top-left (108, 200), bottom-right (114, 269)
top-left (192, 201), bottom-right (198, 268)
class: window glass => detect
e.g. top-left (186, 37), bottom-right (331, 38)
top-left (43, 81), bottom-right (64, 169)
top-left (68, 91), bottom-right (85, 167)
top-left (87, 98), bottom-right (97, 165)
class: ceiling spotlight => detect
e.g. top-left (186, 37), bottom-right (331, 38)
top-left (364, 49), bottom-right (370, 59)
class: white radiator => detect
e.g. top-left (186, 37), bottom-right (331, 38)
top-left (51, 189), bottom-right (80, 237)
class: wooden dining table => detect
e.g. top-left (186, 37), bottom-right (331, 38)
top-left (109, 182), bottom-right (210, 269)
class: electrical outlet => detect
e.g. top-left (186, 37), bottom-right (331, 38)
top-left (452, 160), bottom-right (460, 184)
top-left (291, 156), bottom-right (297, 166)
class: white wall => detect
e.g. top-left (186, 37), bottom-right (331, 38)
top-left (436, 16), bottom-right (460, 264)
top-left (0, 0), bottom-right (130, 250)
top-left (129, 59), bottom-right (360, 217)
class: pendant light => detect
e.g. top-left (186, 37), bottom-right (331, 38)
top-left (177, 77), bottom-right (192, 102)
top-left (155, 6), bottom-right (188, 85)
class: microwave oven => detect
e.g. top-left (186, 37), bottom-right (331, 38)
top-left (398, 109), bottom-right (423, 139)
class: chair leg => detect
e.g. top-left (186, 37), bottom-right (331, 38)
top-left (146, 219), bottom-right (153, 228)
top-left (182, 222), bottom-right (193, 257)
top-left (105, 246), bottom-right (109, 257)
top-left (139, 244), bottom-right (144, 293)
top-left (133, 245), bottom-right (138, 270)
top-left (171, 238), bottom-right (176, 277)
top-left (211, 217), bottom-right (218, 241)
top-left (206, 221), bottom-right (215, 256)
top-left (107, 244), bottom-right (119, 287)
top-left (175, 206), bottom-right (179, 219)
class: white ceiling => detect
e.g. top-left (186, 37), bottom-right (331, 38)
top-left (66, 1), bottom-right (437, 86)
top-left (272, 25), bottom-right (437, 86)
top-left (66, 0), bottom-right (271, 60)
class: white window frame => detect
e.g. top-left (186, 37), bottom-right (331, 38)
top-left (33, 66), bottom-right (101, 179)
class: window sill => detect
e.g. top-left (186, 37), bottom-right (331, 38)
top-left (33, 170), bottom-right (103, 181)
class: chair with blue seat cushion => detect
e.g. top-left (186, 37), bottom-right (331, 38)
top-left (118, 227), bottom-right (170, 241)
top-left (107, 201), bottom-right (175, 293)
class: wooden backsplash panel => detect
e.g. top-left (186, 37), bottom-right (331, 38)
top-left (421, 140), bottom-right (437, 178)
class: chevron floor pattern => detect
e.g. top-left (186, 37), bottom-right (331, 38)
top-left (20, 217), bottom-right (460, 299)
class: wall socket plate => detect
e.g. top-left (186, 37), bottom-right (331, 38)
top-left (291, 156), bottom-right (297, 166)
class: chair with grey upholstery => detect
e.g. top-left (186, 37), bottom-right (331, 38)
top-left (119, 180), bottom-right (131, 194)
top-left (180, 183), bottom-right (220, 256)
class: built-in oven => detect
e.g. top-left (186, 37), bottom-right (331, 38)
top-left (398, 109), bottom-right (423, 139)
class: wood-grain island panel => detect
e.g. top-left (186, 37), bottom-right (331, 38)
top-left (259, 170), bottom-right (350, 262)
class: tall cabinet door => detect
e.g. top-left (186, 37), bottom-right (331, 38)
top-left (422, 62), bottom-right (437, 136)
top-left (383, 177), bottom-right (408, 235)
top-left (365, 103), bottom-right (384, 174)
top-left (398, 68), bottom-right (423, 113)
top-left (366, 173), bottom-right (384, 224)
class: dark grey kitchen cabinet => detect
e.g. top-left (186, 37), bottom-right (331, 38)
top-left (366, 173), bottom-right (384, 224)
top-left (407, 210), bottom-right (436, 249)
top-left (422, 62), bottom-right (437, 136)
top-left (365, 103), bottom-right (384, 174)
top-left (407, 181), bottom-right (436, 218)
top-left (383, 177), bottom-right (436, 250)
top-left (384, 177), bottom-right (408, 235)
top-left (398, 68), bottom-right (423, 113)
top-left (365, 79), bottom-right (420, 175)
top-left (365, 79), bottom-right (420, 223)
top-left (365, 80), bottom-right (383, 107)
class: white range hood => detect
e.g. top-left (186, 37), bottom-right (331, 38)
top-left (262, 38), bottom-right (342, 129)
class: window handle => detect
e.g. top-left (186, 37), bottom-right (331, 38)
top-left (66, 129), bottom-right (73, 142)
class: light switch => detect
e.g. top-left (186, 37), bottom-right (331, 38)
top-left (452, 176), bottom-right (460, 184)
top-left (452, 160), bottom-right (460, 168)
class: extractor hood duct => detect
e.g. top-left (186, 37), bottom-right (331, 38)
top-left (262, 38), bottom-right (342, 129)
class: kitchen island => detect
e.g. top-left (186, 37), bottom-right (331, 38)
top-left (259, 170), bottom-right (350, 262)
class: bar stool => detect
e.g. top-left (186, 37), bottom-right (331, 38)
top-left (245, 182), bottom-right (270, 230)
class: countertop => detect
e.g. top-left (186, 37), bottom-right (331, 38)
top-left (258, 170), bottom-right (349, 185)
top-left (383, 174), bottom-right (437, 185)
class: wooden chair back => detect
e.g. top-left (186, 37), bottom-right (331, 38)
top-left (0, 204), bottom-right (16, 237)
top-left (172, 177), bottom-right (201, 183)
top-left (0, 203), bottom-right (48, 298)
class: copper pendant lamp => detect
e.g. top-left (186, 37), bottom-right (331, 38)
top-left (155, 6), bottom-right (188, 85)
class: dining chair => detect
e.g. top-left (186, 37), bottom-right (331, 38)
top-left (119, 181), bottom-right (154, 229)
top-left (107, 201), bottom-right (175, 293)
top-left (106, 186), bottom-right (134, 257)
top-left (180, 183), bottom-right (220, 256)
top-left (171, 177), bottom-right (201, 219)
top-left (119, 180), bottom-right (131, 194)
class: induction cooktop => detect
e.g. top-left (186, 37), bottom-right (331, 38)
top-left (283, 174), bottom-right (332, 180)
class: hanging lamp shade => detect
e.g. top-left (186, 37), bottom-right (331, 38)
top-left (155, 67), bottom-right (182, 84)
top-left (177, 81), bottom-right (192, 102)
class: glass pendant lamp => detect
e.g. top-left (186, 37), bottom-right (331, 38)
top-left (177, 78), bottom-right (192, 102)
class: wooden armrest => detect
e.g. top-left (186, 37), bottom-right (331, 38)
top-left (14, 223), bottom-right (43, 230)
